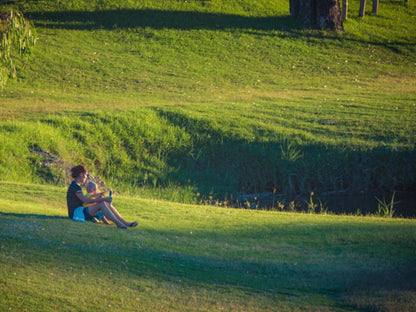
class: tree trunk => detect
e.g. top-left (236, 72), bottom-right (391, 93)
top-left (342, 0), bottom-right (348, 20)
top-left (359, 0), bottom-right (366, 17)
top-left (372, 0), bottom-right (379, 14)
top-left (290, 0), bottom-right (343, 30)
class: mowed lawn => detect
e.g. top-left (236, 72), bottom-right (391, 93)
top-left (0, 182), bottom-right (415, 311)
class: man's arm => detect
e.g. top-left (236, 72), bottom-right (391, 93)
top-left (76, 191), bottom-right (110, 205)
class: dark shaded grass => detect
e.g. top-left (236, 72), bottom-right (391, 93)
top-left (1, 210), bottom-right (415, 311)
top-left (27, 9), bottom-right (300, 31)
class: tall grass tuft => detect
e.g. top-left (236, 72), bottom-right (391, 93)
top-left (375, 192), bottom-right (397, 218)
top-left (280, 137), bottom-right (303, 162)
top-left (305, 192), bottom-right (317, 213)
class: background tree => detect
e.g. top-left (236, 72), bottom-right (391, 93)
top-left (290, 0), bottom-right (343, 30)
top-left (0, 9), bottom-right (37, 89)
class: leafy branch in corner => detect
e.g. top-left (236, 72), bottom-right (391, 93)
top-left (0, 9), bottom-right (37, 89)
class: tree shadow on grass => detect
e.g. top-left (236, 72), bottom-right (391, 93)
top-left (27, 8), bottom-right (416, 51)
top-left (1, 213), bottom-right (415, 311)
top-left (27, 8), bottom-right (301, 31)
top-left (26, 8), bottom-right (416, 55)
top-left (0, 211), bottom-right (67, 220)
top-left (152, 109), bottom-right (416, 216)
top-left (156, 109), bottom-right (416, 189)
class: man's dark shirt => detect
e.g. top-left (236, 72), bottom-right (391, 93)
top-left (66, 181), bottom-right (83, 219)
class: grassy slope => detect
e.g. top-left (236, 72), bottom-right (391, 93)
top-left (1, 182), bottom-right (415, 311)
top-left (0, 0), bottom-right (415, 200)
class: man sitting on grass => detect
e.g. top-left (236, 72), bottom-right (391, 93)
top-left (66, 165), bottom-right (137, 230)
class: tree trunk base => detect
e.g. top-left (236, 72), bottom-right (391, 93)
top-left (290, 0), bottom-right (343, 31)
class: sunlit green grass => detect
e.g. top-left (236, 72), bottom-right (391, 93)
top-left (1, 182), bottom-right (415, 311)
top-left (3, 0), bottom-right (415, 112)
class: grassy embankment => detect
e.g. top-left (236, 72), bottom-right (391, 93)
top-left (0, 0), bottom-right (415, 207)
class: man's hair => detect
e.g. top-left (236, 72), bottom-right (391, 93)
top-left (71, 165), bottom-right (87, 178)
